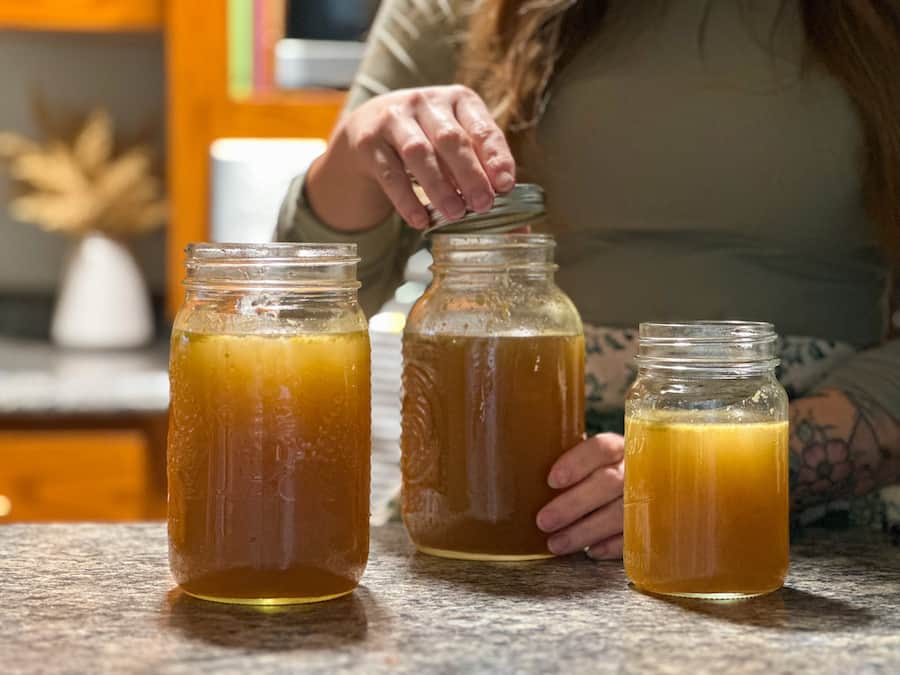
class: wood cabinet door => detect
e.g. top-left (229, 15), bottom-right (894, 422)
top-left (0, 430), bottom-right (153, 522)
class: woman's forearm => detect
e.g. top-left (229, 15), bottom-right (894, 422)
top-left (789, 388), bottom-right (900, 511)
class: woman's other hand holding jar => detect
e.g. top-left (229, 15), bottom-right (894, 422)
top-left (538, 433), bottom-right (625, 560)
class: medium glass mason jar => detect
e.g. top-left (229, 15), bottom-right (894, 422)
top-left (624, 322), bottom-right (789, 599)
top-left (402, 233), bottom-right (585, 561)
top-left (167, 243), bottom-right (371, 605)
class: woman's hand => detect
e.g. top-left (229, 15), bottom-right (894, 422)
top-left (306, 85), bottom-right (516, 232)
top-left (537, 433), bottom-right (625, 560)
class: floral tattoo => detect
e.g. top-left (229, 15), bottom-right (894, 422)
top-left (789, 389), bottom-right (900, 512)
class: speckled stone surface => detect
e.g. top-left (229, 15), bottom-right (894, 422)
top-left (1, 524), bottom-right (898, 674)
top-left (0, 337), bottom-right (170, 415)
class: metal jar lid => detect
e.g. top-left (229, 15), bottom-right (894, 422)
top-left (423, 183), bottom-right (545, 235)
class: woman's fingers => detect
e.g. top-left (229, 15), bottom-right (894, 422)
top-left (381, 107), bottom-right (465, 222)
top-left (547, 498), bottom-right (624, 555)
top-left (547, 433), bottom-right (625, 490)
top-left (415, 97), bottom-right (495, 213)
top-left (537, 434), bottom-right (625, 535)
top-left (350, 86), bottom-right (517, 226)
top-left (454, 92), bottom-right (516, 193)
top-left (537, 460), bottom-right (624, 533)
top-left (586, 533), bottom-right (624, 561)
top-left (367, 140), bottom-right (430, 229)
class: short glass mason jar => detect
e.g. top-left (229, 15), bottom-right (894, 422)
top-left (167, 243), bottom-right (371, 605)
top-left (401, 233), bottom-right (585, 561)
top-left (623, 321), bottom-right (789, 599)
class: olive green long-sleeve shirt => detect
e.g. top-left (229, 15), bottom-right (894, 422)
top-left (277, 0), bottom-right (900, 419)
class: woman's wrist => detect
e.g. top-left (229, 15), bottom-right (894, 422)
top-left (305, 130), bottom-right (395, 233)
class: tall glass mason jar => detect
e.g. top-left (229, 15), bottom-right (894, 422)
top-left (167, 243), bottom-right (371, 604)
top-left (624, 322), bottom-right (789, 599)
top-left (402, 233), bottom-right (585, 561)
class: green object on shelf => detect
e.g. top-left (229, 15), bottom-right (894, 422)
top-left (228, 0), bottom-right (254, 98)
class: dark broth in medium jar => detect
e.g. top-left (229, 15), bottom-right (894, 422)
top-left (401, 333), bottom-right (585, 560)
top-left (167, 329), bottom-right (371, 603)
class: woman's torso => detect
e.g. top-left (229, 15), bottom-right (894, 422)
top-left (524, 1), bottom-right (888, 347)
top-left (359, 0), bottom-right (890, 347)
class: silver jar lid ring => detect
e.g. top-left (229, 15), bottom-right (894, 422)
top-left (422, 183), bottom-right (545, 235)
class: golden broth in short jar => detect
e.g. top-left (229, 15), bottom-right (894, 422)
top-left (624, 414), bottom-right (789, 597)
top-left (624, 322), bottom-right (789, 599)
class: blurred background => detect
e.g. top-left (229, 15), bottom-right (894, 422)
top-left (0, 0), bottom-right (423, 525)
top-left (4, 2), bottom-right (896, 527)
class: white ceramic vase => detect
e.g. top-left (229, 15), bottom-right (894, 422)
top-left (51, 233), bottom-right (154, 349)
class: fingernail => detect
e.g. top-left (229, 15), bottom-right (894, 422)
top-left (471, 191), bottom-right (493, 212)
top-left (548, 534), bottom-right (569, 555)
top-left (548, 470), bottom-right (568, 489)
top-left (585, 545), bottom-right (605, 560)
top-left (442, 198), bottom-right (466, 220)
top-left (409, 211), bottom-right (429, 229)
top-left (495, 172), bottom-right (514, 191)
top-left (537, 511), bottom-right (558, 532)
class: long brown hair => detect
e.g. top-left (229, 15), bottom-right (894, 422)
top-left (458, 0), bottom-right (900, 255)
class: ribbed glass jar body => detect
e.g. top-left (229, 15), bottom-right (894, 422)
top-left (402, 234), bottom-right (584, 561)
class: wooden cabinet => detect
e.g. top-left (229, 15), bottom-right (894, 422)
top-left (0, 0), bottom-right (163, 31)
top-left (0, 412), bottom-right (168, 522)
top-left (0, 430), bottom-right (153, 521)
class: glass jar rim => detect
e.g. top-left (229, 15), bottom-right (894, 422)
top-left (636, 321), bottom-right (779, 375)
top-left (430, 233), bottom-right (557, 273)
top-left (639, 321), bottom-right (776, 343)
top-left (183, 242), bottom-right (361, 292)
top-left (431, 232), bottom-right (554, 250)
top-left (186, 242), bottom-right (359, 264)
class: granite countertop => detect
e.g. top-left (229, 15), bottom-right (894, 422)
top-left (2, 523), bottom-right (897, 674)
top-left (0, 337), bottom-right (170, 415)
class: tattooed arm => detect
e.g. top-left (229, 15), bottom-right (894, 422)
top-left (789, 388), bottom-right (900, 513)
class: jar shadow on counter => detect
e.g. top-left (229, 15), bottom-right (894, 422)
top-left (630, 586), bottom-right (875, 631)
top-left (405, 552), bottom-right (624, 599)
top-left (162, 586), bottom-right (384, 650)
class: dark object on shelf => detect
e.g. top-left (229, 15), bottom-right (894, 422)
top-left (0, 293), bottom-right (168, 342)
top-left (286, 0), bottom-right (380, 41)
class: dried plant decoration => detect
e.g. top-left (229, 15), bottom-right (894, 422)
top-left (0, 94), bottom-right (167, 238)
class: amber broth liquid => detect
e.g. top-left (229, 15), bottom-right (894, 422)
top-left (167, 330), bottom-right (371, 603)
top-left (401, 333), bottom-right (584, 560)
top-left (624, 416), bottom-right (789, 597)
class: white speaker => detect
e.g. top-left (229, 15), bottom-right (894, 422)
top-left (209, 138), bottom-right (327, 243)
